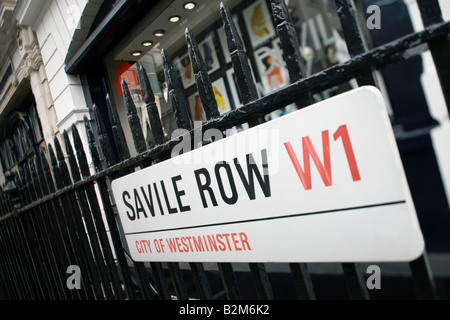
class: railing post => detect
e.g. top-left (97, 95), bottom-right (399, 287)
top-left (409, 252), bottom-right (439, 299)
top-left (186, 28), bottom-right (220, 120)
top-left (333, 0), bottom-right (377, 87)
top-left (220, 2), bottom-right (265, 126)
top-left (162, 49), bottom-right (193, 131)
top-left (83, 116), bottom-right (140, 300)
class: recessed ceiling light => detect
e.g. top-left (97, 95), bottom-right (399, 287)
top-left (131, 50), bottom-right (142, 57)
top-left (169, 15), bottom-right (181, 23)
top-left (183, 2), bottom-right (196, 10)
top-left (153, 29), bottom-right (165, 37)
top-left (141, 41), bottom-right (153, 47)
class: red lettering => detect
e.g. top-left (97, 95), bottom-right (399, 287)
top-left (285, 124), bottom-right (361, 190)
top-left (175, 237), bottom-right (183, 252)
top-left (135, 240), bottom-right (142, 253)
top-left (181, 237), bottom-right (189, 252)
top-left (239, 232), bottom-right (251, 251)
top-left (166, 238), bottom-right (177, 252)
top-left (284, 130), bottom-right (331, 190)
top-left (231, 233), bottom-right (241, 251)
top-left (193, 236), bottom-right (205, 251)
top-left (216, 234), bottom-right (226, 251)
top-left (333, 124), bottom-right (361, 181)
top-left (222, 233), bottom-right (232, 251)
top-left (144, 240), bottom-right (152, 253)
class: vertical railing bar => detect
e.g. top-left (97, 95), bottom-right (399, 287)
top-left (269, 0), bottom-right (314, 108)
top-left (288, 263), bottom-right (316, 300)
top-left (12, 214), bottom-right (42, 299)
top-left (163, 28), bottom-right (244, 300)
top-left (92, 103), bottom-right (117, 168)
top-left (189, 262), bottom-right (213, 300)
top-left (127, 65), bottom-right (190, 300)
top-left (220, 2), bottom-right (265, 126)
top-left (0, 182), bottom-right (21, 299)
top-left (0, 223), bottom-right (12, 299)
top-left (62, 130), bottom-right (116, 300)
top-left (39, 149), bottom-right (83, 299)
top-left (31, 156), bottom-right (70, 299)
top-left (333, 0), bottom-right (377, 87)
top-left (0, 221), bottom-right (21, 299)
top-left (409, 252), bottom-right (439, 299)
top-left (3, 218), bottom-right (28, 299)
top-left (24, 162), bottom-right (61, 299)
top-left (72, 124), bottom-right (126, 300)
top-left (162, 49), bottom-right (193, 131)
top-left (0, 224), bottom-right (11, 299)
top-left (139, 70), bottom-right (187, 297)
top-left (83, 116), bottom-right (139, 300)
top-left (138, 65), bottom-right (166, 146)
top-left (219, 4), bottom-right (275, 300)
top-left (167, 261), bottom-right (190, 300)
top-left (1, 172), bottom-right (35, 299)
top-left (217, 263), bottom-right (241, 300)
top-left (14, 216), bottom-right (37, 299)
top-left (16, 210), bottom-right (50, 299)
top-left (249, 263), bottom-right (274, 300)
top-left (91, 103), bottom-right (155, 300)
top-left (341, 262), bottom-right (370, 300)
top-left (139, 60), bottom-right (212, 300)
top-left (15, 205), bottom-right (49, 299)
top-left (333, 0), bottom-right (374, 300)
top-left (53, 138), bottom-right (105, 299)
top-left (30, 200), bottom-right (64, 299)
top-left (186, 28), bottom-right (220, 120)
top-left (268, 0), bottom-right (317, 300)
top-left (18, 165), bottom-right (52, 299)
top-left (105, 95), bottom-right (132, 162)
top-left (48, 144), bottom-right (94, 299)
top-left (122, 80), bottom-right (148, 156)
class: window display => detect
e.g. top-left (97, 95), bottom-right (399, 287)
top-left (104, 0), bottom-right (353, 155)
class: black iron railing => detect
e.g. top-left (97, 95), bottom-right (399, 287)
top-left (0, 0), bottom-right (449, 300)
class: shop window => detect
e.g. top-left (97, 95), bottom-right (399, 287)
top-left (103, 0), bottom-right (354, 154)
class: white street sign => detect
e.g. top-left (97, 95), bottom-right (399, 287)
top-left (111, 86), bottom-right (424, 263)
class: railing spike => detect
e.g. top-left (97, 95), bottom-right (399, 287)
top-left (84, 116), bottom-right (103, 174)
top-left (185, 28), bottom-right (220, 120)
top-left (92, 104), bottom-right (116, 168)
top-left (72, 123), bottom-right (91, 179)
top-left (220, 2), bottom-right (262, 126)
top-left (106, 94), bottom-right (131, 162)
top-left (54, 136), bottom-right (72, 187)
top-left (122, 79), bottom-right (147, 153)
top-left (161, 48), bottom-right (193, 130)
top-left (34, 152), bottom-right (49, 197)
top-left (219, 2), bottom-right (245, 53)
top-left (270, 0), bottom-right (307, 83)
top-left (219, 2), bottom-right (258, 104)
top-left (47, 143), bottom-right (63, 191)
top-left (28, 157), bottom-right (41, 200)
top-left (39, 148), bottom-right (55, 194)
top-left (63, 130), bottom-right (81, 183)
top-left (137, 65), bottom-right (165, 145)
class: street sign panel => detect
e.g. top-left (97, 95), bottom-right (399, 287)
top-left (111, 86), bottom-right (424, 263)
